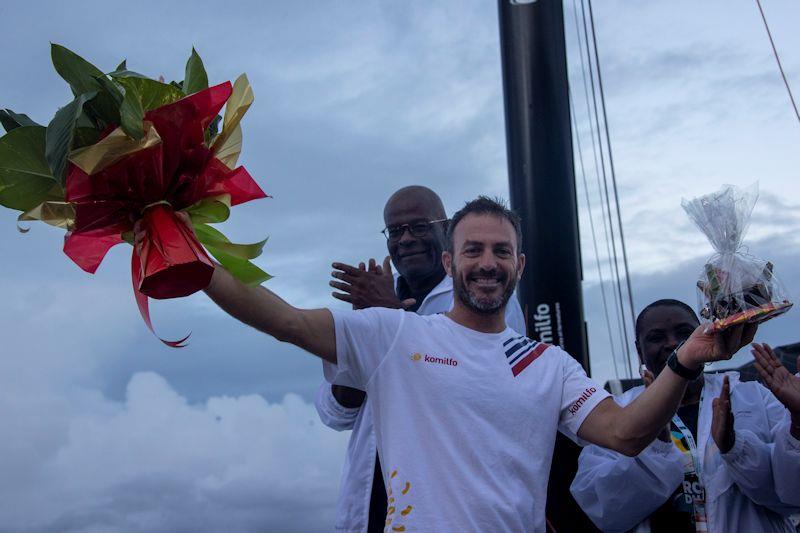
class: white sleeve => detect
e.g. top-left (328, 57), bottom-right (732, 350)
top-left (772, 419), bottom-right (800, 507)
top-left (570, 438), bottom-right (684, 532)
top-left (324, 307), bottom-right (405, 390)
top-left (504, 291), bottom-right (527, 336)
top-left (719, 383), bottom-right (799, 514)
top-left (556, 349), bottom-right (611, 443)
top-left (720, 430), bottom-right (795, 513)
top-left (314, 381), bottom-right (360, 432)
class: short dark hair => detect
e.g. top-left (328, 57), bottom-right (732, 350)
top-left (446, 196), bottom-right (523, 253)
top-left (635, 299), bottom-right (699, 340)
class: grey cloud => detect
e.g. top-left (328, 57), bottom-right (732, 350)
top-left (2, 0), bottom-right (800, 530)
top-left (0, 373), bottom-right (347, 533)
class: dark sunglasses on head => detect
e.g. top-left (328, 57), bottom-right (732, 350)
top-left (381, 218), bottom-right (448, 241)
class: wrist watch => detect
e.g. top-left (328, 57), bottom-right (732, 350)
top-left (666, 341), bottom-right (703, 380)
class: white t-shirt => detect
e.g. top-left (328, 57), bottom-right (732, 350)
top-left (325, 307), bottom-right (610, 532)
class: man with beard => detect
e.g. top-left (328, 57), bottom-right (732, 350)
top-left (197, 196), bottom-right (756, 531)
top-left (570, 299), bottom-right (799, 532)
top-left (314, 185), bottom-right (525, 533)
top-left (315, 186), bottom-right (525, 533)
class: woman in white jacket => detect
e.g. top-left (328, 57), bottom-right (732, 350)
top-left (570, 299), bottom-right (799, 532)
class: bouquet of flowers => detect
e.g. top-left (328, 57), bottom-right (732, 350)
top-left (0, 44), bottom-right (270, 346)
top-left (682, 183), bottom-right (792, 333)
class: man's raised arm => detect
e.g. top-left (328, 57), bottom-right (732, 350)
top-left (578, 323), bottom-right (756, 456)
top-left (204, 264), bottom-right (337, 363)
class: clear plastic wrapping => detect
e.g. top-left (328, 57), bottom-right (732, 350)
top-left (682, 183), bottom-right (792, 333)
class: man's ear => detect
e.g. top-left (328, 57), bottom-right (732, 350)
top-left (442, 251), bottom-right (453, 276)
top-left (516, 253), bottom-right (526, 281)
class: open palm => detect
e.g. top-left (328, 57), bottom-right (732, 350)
top-left (683, 322), bottom-right (757, 365)
top-left (752, 343), bottom-right (800, 415)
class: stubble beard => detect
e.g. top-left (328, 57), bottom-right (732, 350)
top-left (452, 261), bottom-right (517, 315)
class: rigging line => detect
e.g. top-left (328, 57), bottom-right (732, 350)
top-left (587, 0), bottom-right (639, 374)
top-left (574, 2), bottom-right (616, 301)
top-left (580, 0), bottom-right (633, 378)
top-left (578, 0), bottom-right (629, 378)
top-left (569, 0), bottom-right (621, 381)
top-left (571, 0), bottom-right (626, 365)
top-left (570, 88), bottom-right (621, 381)
top-left (754, 0), bottom-right (800, 125)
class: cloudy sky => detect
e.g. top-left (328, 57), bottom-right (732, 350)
top-left (1, 1), bottom-right (798, 531)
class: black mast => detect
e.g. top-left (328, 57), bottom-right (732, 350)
top-left (498, 0), bottom-right (595, 531)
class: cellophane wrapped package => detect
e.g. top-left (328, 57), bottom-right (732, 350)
top-left (682, 183), bottom-right (792, 333)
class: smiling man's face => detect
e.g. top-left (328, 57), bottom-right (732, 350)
top-left (444, 213), bottom-right (523, 315)
top-left (383, 191), bottom-right (447, 282)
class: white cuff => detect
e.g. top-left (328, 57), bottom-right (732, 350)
top-left (783, 424), bottom-right (800, 451)
top-left (720, 432), bottom-right (748, 464)
top-left (648, 438), bottom-right (676, 456)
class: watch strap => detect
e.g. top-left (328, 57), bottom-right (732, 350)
top-left (667, 341), bottom-right (702, 380)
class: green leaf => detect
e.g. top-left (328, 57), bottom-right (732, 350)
top-left (0, 126), bottom-right (60, 211)
top-left (205, 114), bottom-right (222, 144)
top-left (194, 222), bottom-right (267, 260)
top-left (183, 47), bottom-right (208, 95)
top-left (93, 74), bottom-right (124, 107)
top-left (114, 76), bottom-right (184, 111)
top-left (50, 43), bottom-right (121, 125)
top-left (116, 59), bottom-right (127, 71)
top-left (119, 82), bottom-right (144, 140)
top-left (109, 69), bottom-right (149, 79)
top-left (207, 245), bottom-right (272, 286)
top-left (193, 223), bottom-right (270, 285)
top-left (75, 111), bottom-right (96, 129)
top-left (51, 43), bottom-right (104, 94)
top-left (0, 109), bottom-right (40, 132)
top-left (72, 127), bottom-right (101, 149)
top-left (185, 195), bottom-right (230, 224)
top-left (45, 92), bottom-right (96, 185)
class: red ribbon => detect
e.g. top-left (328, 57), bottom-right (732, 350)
top-left (62, 82), bottom-right (266, 346)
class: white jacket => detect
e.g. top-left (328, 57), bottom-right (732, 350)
top-left (570, 372), bottom-right (800, 533)
top-left (315, 275), bottom-right (526, 532)
top-left (772, 373), bottom-right (800, 507)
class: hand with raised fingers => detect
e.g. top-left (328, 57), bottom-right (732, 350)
top-left (711, 375), bottom-right (735, 453)
top-left (330, 256), bottom-right (415, 310)
top-left (752, 343), bottom-right (800, 416)
top-left (677, 322), bottom-right (758, 369)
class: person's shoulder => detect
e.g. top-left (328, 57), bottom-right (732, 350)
top-left (409, 310), bottom-right (449, 325)
top-left (541, 343), bottom-right (579, 365)
top-left (332, 306), bottom-right (407, 325)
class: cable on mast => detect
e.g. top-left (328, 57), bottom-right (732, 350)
top-left (570, 89), bottom-right (621, 381)
top-left (579, 0), bottom-right (634, 377)
top-left (754, 0), bottom-right (800, 125)
top-left (568, 0), bottom-right (623, 380)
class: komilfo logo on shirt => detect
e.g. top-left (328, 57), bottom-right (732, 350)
top-left (568, 387), bottom-right (597, 415)
top-left (410, 352), bottom-right (458, 367)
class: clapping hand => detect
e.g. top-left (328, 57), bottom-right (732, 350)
top-left (330, 256), bottom-right (415, 310)
top-left (711, 376), bottom-right (735, 453)
top-left (752, 343), bottom-right (800, 416)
